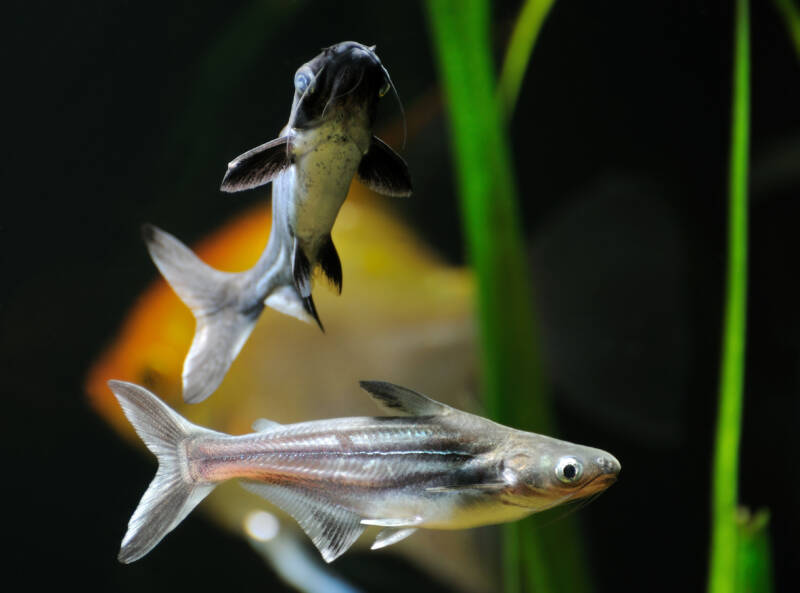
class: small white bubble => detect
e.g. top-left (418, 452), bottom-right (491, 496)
top-left (244, 510), bottom-right (280, 542)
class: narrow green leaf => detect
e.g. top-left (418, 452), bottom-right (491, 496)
top-left (498, 0), bottom-right (557, 119)
top-left (772, 0), bottom-right (800, 59)
top-left (425, 2), bottom-right (587, 592)
top-left (708, 0), bottom-right (750, 592)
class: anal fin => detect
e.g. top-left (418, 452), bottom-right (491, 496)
top-left (318, 235), bottom-right (342, 294)
top-left (241, 482), bottom-right (364, 563)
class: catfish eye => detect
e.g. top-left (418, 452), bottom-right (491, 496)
top-left (294, 70), bottom-right (313, 94)
top-left (555, 457), bottom-right (583, 484)
top-left (378, 80), bottom-right (391, 98)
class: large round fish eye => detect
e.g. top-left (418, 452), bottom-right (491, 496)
top-left (378, 80), bottom-right (391, 98)
top-left (555, 456), bottom-right (583, 485)
top-left (294, 70), bottom-right (313, 94)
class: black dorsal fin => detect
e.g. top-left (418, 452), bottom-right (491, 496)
top-left (359, 381), bottom-right (451, 416)
top-left (318, 235), bottom-right (342, 294)
top-left (220, 136), bottom-right (292, 192)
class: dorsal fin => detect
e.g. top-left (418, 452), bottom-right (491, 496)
top-left (359, 381), bottom-right (452, 416)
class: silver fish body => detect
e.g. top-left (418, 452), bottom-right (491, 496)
top-left (109, 380), bottom-right (620, 564)
top-left (142, 42), bottom-right (412, 403)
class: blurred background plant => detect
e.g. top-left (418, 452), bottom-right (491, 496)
top-left (4, 1), bottom-right (798, 592)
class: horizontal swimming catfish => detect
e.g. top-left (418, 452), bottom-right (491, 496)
top-left (143, 42), bottom-right (412, 403)
top-left (109, 380), bottom-right (620, 564)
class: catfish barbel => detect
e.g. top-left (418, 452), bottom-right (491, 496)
top-left (109, 380), bottom-right (620, 564)
top-left (143, 42), bottom-right (412, 403)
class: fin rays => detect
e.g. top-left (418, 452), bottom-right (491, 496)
top-left (242, 482), bottom-right (364, 563)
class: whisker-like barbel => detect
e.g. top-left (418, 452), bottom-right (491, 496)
top-left (141, 42), bottom-right (413, 403)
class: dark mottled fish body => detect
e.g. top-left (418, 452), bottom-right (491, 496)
top-left (109, 380), bottom-right (620, 564)
top-left (142, 42), bottom-right (412, 403)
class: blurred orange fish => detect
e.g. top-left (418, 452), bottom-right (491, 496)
top-left (86, 184), bottom-right (500, 592)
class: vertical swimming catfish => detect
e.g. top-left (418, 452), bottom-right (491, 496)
top-left (109, 380), bottom-right (620, 564)
top-left (143, 42), bottom-right (412, 403)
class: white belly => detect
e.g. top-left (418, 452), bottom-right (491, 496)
top-left (287, 114), bottom-right (370, 254)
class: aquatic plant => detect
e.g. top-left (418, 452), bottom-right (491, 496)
top-left (425, 2), bottom-right (588, 593)
top-left (708, 1), bottom-right (773, 593)
top-left (772, 0), bottom-right (800, 58)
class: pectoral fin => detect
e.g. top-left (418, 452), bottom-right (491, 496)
top-left (241, 482), bottom-right (364, 563)
top-left (425, 482), bottom-right (506, 493)
top-left (221, 136), bottom-right (292, 192)
top-left (357, 136), bottom-right (412, 197)
top-left (371, 527), bottom-right (418, 550)
top-left (359, 381), bottom-right (452, 416)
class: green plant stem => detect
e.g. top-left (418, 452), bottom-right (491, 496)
top-left (424, 0), bottom-right (550, 434)
top-left (498, 0), bottom-right (556, 119)
top-left (425, 3), bottom-right (590, 593)
top-left (708, 0), bottom-right (750, 592)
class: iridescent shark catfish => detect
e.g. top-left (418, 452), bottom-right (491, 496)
top-left (109, 380), bottom-right (620, 564)
top-left (142, 42), bottom-right (412, 403)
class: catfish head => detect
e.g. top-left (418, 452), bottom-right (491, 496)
top-left (494, 434), bottom-right (621, 511)
top-left (289, 41), bottom-right (399, 130)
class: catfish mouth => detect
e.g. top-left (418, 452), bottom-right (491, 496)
top-left (322, 42), bottom-right (387, 101)
top-left (507, 471), bottom-right (619, 511)
top-left (293, 42), bottom-right (394, 130)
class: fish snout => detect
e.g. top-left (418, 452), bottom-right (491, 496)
top-left (595, 454), bottom-right (621, 483)
top-left (325, 44), bottom-right (388, 105)
top-left (331, 41), bottom-right (380, 63)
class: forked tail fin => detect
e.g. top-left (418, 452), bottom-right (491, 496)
top-left (142, 224), bottom-right (261, 403)
top-left (108, 380), bottom-right (221, 563)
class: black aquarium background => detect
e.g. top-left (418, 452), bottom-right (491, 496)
top-left (3, 1), bottom-right (798, 592)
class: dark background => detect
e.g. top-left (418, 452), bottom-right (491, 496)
top-left (4, 1), bottom-right (798, 591)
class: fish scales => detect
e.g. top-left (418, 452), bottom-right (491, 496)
top-left (141, 42), bottom-right (413, 403)
top-left (188, 418), bottom-right (482, 490)
top-left (109, 380), bottom-right (620, 563)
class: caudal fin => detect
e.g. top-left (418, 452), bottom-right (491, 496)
top-left (142, 224), bottom-right (260, 403)
top-left (109, 380), bottom-right (219, 563)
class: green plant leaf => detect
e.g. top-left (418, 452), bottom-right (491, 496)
top-left (424, 2), bottom-right (587, 592)
top-left (708, 0), bottom-right (750, 592)
top-left (772, 0), bottom-right (800, 59)
top-left (498, 0), bottom-right (557, 119)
